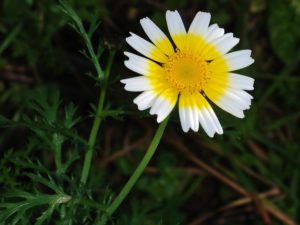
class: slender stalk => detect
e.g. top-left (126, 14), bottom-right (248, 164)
top-left (98, 116), bottom-right (169, 225)
top-left (80, 51), bottom-right (115, 184)
top-left (83, 31), bottom-right (104, 80)
top-left (80, 88), bottom-right (105, 183)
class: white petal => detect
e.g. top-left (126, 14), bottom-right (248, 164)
top-left (120, 76), bottom-right (151, 92)
top-left (226, 91), bottom-right (251, 109)
top-left (198, 95), bottom-right (223, 136)
top-left (225, 50), bottom-right (254, 71)
top-left (208, 86), bottom-right (252, 110)
top-left (204, 24), bottom-right (225, 42)
top-left (228, 73), bottom-right (254, 90)
top-left (156, 99), bottom-right (176, 123)
top-left (140, 17), bottom-right (166, 42)
top-left (179, 107), bottom-right (189, 132)
top-left (229, 89), bottom-right (253, 106)
top-left (124, 52), bottom-right (163, 76)
top-left (179, 97), bottom-right (201, 132)
top-left (124, 52), bottom-right (149, 75)
top-left (206, 107), bottom-right (223, 134)
top-left (201, 96), bottom-right (223, 134)
top-left (188, 11), bottom-right (211, 35)
top-left (126, 33), bottom-right (167, 62)
top-left (215, 98), bottom-right (245, 118)
top-left (133, 91), bottom-right (157, 110)
top-left (166, 10), bottom-right (186, 36)
top-left (126, 33), bottom-right (152, 57)
top-left (187, 107), bottom-right (196, 131)
top-left (185, 98), bottom-right (200, 132)
top-left (211, 33), bottom-right (240, 55)
top-left (179, 93), bottom-right (195, 132)
top-left (204, 86), bottom-right (249, 118)
top-left (150, 96), bottom-right (165, 115)
top-left (209, 73), bottom-right (255, 91)
top-left (150, 91), bottom-right (177, 122)
top-left (140, 17), bottom-right (174, 55)
top-left (178, 93), bottom-right (222, 136)
top-left (192, 107), bottom-right (199, 132)
top-left (202, 108), bottom-right (217, 137)
top-left (198, 109), bottom-right (214, 137)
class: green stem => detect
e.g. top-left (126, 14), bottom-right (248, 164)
top-left (80, 51), bottom-right (115, 184)
top-left (80, 87), bottom-right (105, 184)
top-left (83, 31), bottom-right (104, 79)
top-left (98, 116), bottom-right (169, 225)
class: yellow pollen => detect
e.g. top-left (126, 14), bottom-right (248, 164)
top-left (163, 50), bottom-right (211, 93)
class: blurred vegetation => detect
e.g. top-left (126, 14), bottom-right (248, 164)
top-left (0, 0), bottom-right (300, 224)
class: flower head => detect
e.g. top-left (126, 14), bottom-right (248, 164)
top-left (121, 10), bottom-right (254, 137)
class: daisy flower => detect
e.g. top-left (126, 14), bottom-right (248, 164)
top-left (121, 10), bottom-right (254, 137)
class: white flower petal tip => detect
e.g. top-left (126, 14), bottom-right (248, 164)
top-left (229, 73), bottom-right (255, 91)
top-left (125, 33), bottom-right (153, 55)
top-left (120, 77), bottom-right (151, 92)
top-left (166, 10), bottom-right (186, 35)
top-left (199, 107), bottom-right (223, 137)
top-left (133, 91), bottom-right (157, 111)
top-left (125, 33), bottom-right (168, 62)
top-left (149, 95), bottom-right (176, 123)
top-left (123, 51), bottom-right (133, 58)
top-left (123, 52), bottom-right (156, 76)
top-left (139, 17), bottom-right (166, 41)
top-left (188, 11), bottom-right (211, 35)
top-left (211, 33), bottom-right (240, 55)
top-left (205, 24), bottom-right (225, 42)
top-left (124, 59), bottom-right (146, 76)
top-left (140, 17), bottom-right (174, 55)
top-left (179, 108), bottom-right (189, 133)
top-left (226, 50), bottom-right (255, 71)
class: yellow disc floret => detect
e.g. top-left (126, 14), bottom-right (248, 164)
top-left (163, 51), bottom-right (211, 93)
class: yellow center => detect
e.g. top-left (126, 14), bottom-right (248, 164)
top-left (163, 51), bottom-right (211, 93)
